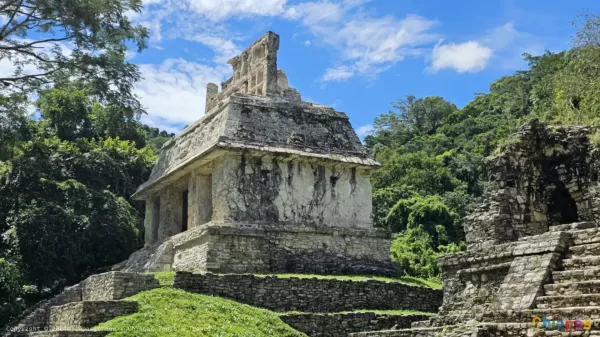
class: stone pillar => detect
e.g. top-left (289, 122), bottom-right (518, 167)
top-left (205, 83), bottom-right (218, 104)
top-left (144, 199), bottom-right (154, 246)
top-left (264, 34), bottom-right (279, 96)
top-left (198, 175), bottom-right (213, 225)
top-left (188, 172), bottom-right (213, 229)
top-left (158, 188), bottom-right (183, 242)
top-left (144, 197), bottom-right (161, 246)
top-left (211, 156), bottom-right (238, 222)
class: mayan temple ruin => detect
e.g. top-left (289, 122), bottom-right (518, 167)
top-left (6, 31), bottom-right (600, 337)
top-left (7, 32), bottom-right (446, 337)
top-left (113, 31), bottom-right (397, 276)
top-left (352, 121), bottom-right (600, 336)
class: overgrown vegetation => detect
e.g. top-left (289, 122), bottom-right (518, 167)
top-left (0, 0), bottom-right (173, 327)
top-left (367, 12), bottom-right (600, 280)
top-left (96, 288), bottom-right (307, 337)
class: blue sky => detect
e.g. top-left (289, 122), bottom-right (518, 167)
top-left (127, 0), bottom-right (600, 137)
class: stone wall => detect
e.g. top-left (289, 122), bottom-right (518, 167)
top-left (170, 223), bottom-right (397, 275)
top-left (48, 301), bottom-right (137, 330)
top-left (174, 272), bottom-right (442, 313)
top-left (117, 222), bottom-right (397, 275)
top-left (5, 272), bottom-right (158, 336)
top-left (82, 272), bottom-right (159, 301)
top-left (281, 313), bottom-right (430, 337)
top-left (205, 32), bottom-right (281, 113)
top-left (3, 284), bottom-right (82, 336)
top-left (435, 231), bottom-right (569, 325)
top-left (212, 153), bottom-right (374, 228)
top-left (349, 324), bottom-right (533, 337)
top-left (465, 121), bottom-right (600, 249)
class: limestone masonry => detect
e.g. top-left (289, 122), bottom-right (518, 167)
top-left (174, 272), bottom-right (442, 313)
top-left (115, 31), bottom-right (396, 276)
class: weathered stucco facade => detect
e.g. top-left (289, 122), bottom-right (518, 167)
top-left (115, 31), bottom-right (396, 275)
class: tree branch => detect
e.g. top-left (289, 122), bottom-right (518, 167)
top-left (0, 68), bottom-right (59, 84)
top-left (0, 0), bottom-right (20, 13)
top-left (0, 0), bottom-right (24, 40)
top-left (0, 36), bottom-right (73, 51)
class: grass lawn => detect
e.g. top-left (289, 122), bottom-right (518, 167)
top-left (253, 273), bottom-right (442, 289)
top-left (148, 271), bottom-right (442, 289)
top-left (96, 288), bottom-right (307, 337)
top-left (150, 271), bottom-right (176, 286)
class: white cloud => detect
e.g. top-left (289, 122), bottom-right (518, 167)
top-left (186, 34), bottom-right (242, 63)
top-left (356, 124), bottom-right (373, 137)
top-left (482, 22), bottom-right (544, 70)
top-left (283, 1), bottom-right (440, 81)
top-left (335, 15), bottom-right (439, 73)
top-left (284, 1), bottom-right (344, 24)
top-left (188, 0), bottom-right (288, 20)
top-left (136, 58), bottom-right (231, 129)
top-left (426, 22), bottom-right (544, 73)
top-left (321, 65), bottom-right (354, 81)
top-left (429, 40), bottom-right (492, 73)
top-left (304, 40), bottom-right (311, 47)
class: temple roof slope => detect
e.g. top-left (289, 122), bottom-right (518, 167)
top-left (133, 32), bottom-right (378, 200)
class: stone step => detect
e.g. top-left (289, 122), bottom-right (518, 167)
top-left (81, 272), bottom-right (159, 301)
top-left (348, 323), bottom-right (591, 337)
top-left (487, 307), bottom-right (600, 322)
top-left (537, 294), bottom-right (600, 309)
top-left (553, 268), bottom-right (600, 283)
top-left (570, 243), bottom-right (600, 258)
top-left (4, 272), bottom-right (158, 337)
top-left (351, 329), bottom-right (600, 337)
top-left (49, 301), bottom-right (138, 330)
top-left (280, 312), bottom-right (430, 337)
top-left (410, 320), bottom-right (432, 328)
top-left (572, 227), bottom-right (600, 245)
top-left (550, 222), bottom-right (599, 233)
top-left (545, 281), bottom-right (600, 296)
top-left (563, 256), bottom-right (600, 271)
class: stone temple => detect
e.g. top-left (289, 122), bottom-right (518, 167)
top-left (115, 31), bottom-right (396, 276)
top-left (352, 121), bottom-right (600, 336)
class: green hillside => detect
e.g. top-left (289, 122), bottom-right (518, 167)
top-left (96, 288), bottom-right (307, 337)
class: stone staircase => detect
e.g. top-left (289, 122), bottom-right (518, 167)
top-left (536, 226), bottom-right (600, 313)
top-left (350, 224), bottom-right (600, 337)
top-left (4, 272), bottom-right (159, 337)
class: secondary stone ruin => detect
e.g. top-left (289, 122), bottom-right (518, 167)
top-left (114, 31), bottom-right (396, 276)
top-left (353, 121), bottom-right (600, 336)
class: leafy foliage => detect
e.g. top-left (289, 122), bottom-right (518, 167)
top-left (0, 0), bottom-right (174, 327)
top-left (0, 0), bottom-right (148, 100)
top-left (368, 13), bottom-right (600, 279)
top-left (0, 258), bottom-right (24, 327)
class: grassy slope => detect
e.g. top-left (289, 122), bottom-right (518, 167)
top-left (96, 288), bottom-right (307, 337)
top-left (149, 271), bottom-right (442, 289)
top-left (254, 273), bottom-right (442, 289)
top-left (97, 273), bottom-right (438, 336)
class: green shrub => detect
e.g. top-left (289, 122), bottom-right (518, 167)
top-left (0, 258), bottom-right (24, 328)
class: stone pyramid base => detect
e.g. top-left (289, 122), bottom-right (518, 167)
top-left (114, 222), bottom-right (398, 276)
